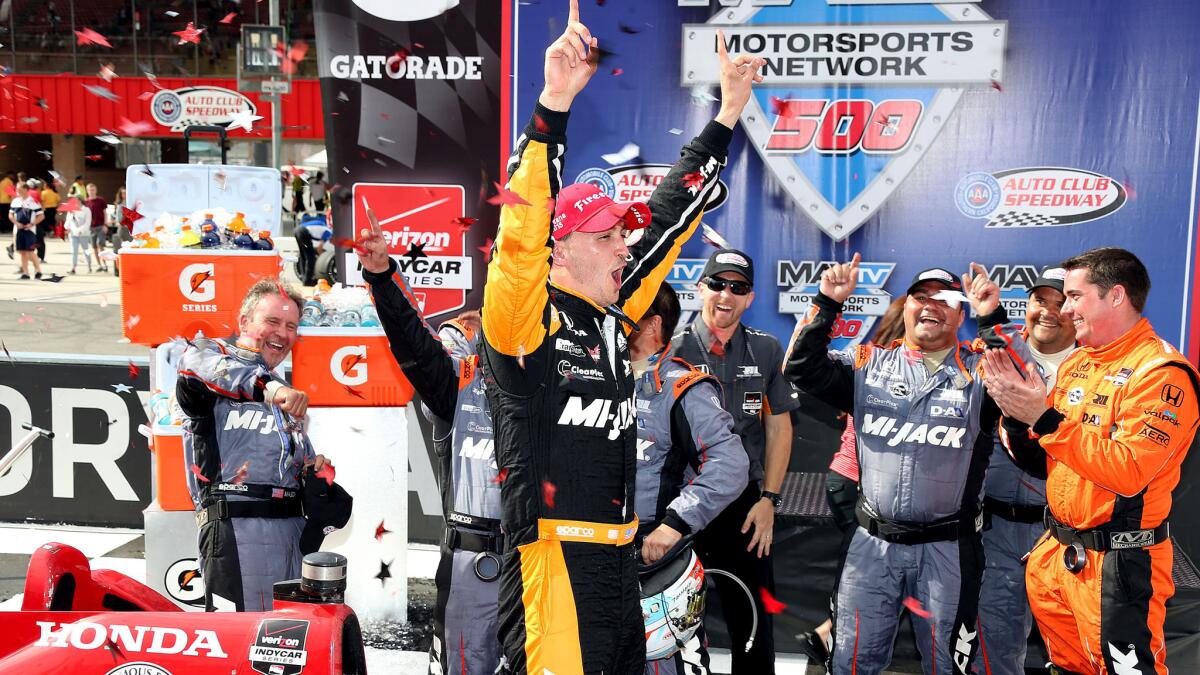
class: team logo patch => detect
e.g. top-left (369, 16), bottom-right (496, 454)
top-left (1067, 387), bottom-right (1085, 405)
top-left (890, 382), bottom-right (911, 399)
top-left (249, 619), bottom-right (310, 675)
top-left (743, 391), bottom-right (763, 414)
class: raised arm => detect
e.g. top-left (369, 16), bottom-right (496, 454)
top-left (783, 254), bottom-right (861, 413)
top-left (482, 0), bottom-right (597, 358)
top-left (620, 33), bottom-right (764, 322)
top-left (358, 209), bottom-right (460, 421)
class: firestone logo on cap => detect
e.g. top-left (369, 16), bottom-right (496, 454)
top-left (715, 252), bottom-right (749, 268)
top-left (1043, 267), bottom-right (1066, 280)
top-left (573, 191), bottom-right (606, 212)
top-left (920, 269), bottom-right (955, 284)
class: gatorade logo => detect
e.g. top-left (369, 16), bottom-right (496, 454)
top-left (179, 263), bottom-right (216, 303)
top-left (331, 345), bottom-right (368, 386)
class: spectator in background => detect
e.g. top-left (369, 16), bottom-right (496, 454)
top-left (85, 183), bottom-right (108, 273)
top-left (0, 171), bottom-right (15, 236)
top-left (291, 172), bottom-right (305, 214)
top-left (310, 171), bottom-right (327, 212)
top-left (797, 296), bottom-right (907, 672)
top-left (10, 181), bottom-right (44, 279)
top-left (65, 196), bottom-right (92, 274)
top-left (68, 175), bottom-right (86, 203)
top-left (26, 179), bottom-right (41, 205)
top-left (38, 178), bottom-right (60, 262)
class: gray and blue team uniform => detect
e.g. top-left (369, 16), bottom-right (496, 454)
top-left (177, 338), bottom-right (315, 612)
top-left (362, 260), bottom-right (499, 675)
top-left (785, 292), bottom-right (1031, 675)
top-left (635, 353), bottom-right (749, 675)
top-left (975, 347), bottom-right (1068, 675)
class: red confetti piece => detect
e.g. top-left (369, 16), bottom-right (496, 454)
top-left (231, 461), bottom-right (250, 484)
top-left (343, 385), bottom-right (366, 399)
top-left (902, 596), bottom-right (932, 619)
top-left (611, 68), bottom-right (624, 76)
top-left (59, 197), bottom-right (82, 213)
top-left (85, 154), bottom-right (104, 161)
top-left (760, 587), bottom-right (787, 614)
top-left (392, 47), bottom-right (410, 64)
top-left (315, 463), bottom-right (336, 486)
top-left (117, 117), bottom-right (155, 137)
top-left (137, 91), bottom-right (154, 101)
top-left (544, 197), bottom-right (556, 214)
top-left (452, 216), bottom-right (477, 232)
top-left (542, 480), bottom-right (557, 508)
top-left (104, 635), bottom-right (126, 663)
top-left (121, 205), bottom-right (145, 227)
top-left (219, 12), bottom-right (237, 24)
top-left (189, 464), bottom-right (210, 483)
top-left (611, 499), bottom-right (622, 505)
top-left (487, 182), bottom-right (531, 207)
top-left (75, 28), bottom-right (113, 48)
top-left (375, 520), bottom-right (391, 542)
top-left (128, 361), bottom-right (140, 380)
top-left (682, 171), bottom-right (704, 191)
top-left (173, 22), bottom-right (205, 45)
top-left (491, 467), bottom-right (509, 484)
top-left (477, 237), bottom-right (495, 262)
top-left (533, 113), bottom-right (550, 134)
top-left (990, 80), bottom-right (1003, 92)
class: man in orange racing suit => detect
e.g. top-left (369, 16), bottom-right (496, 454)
top-left (984, 247), bottom-right (1199, 675)
top-left (480, 2), bottom-right (764, 672)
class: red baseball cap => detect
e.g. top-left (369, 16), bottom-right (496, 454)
top-left (551, 182), bottom-right (651, 240)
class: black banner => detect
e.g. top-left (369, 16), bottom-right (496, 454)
top-left (0, 355), bottom-right (151, 528)
top-left (313, 0), bottom-right (509, 325)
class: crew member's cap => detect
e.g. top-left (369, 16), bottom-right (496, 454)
top-left (299, 468), bottom-right (354, 555)
top-left (552, 182), bottom-right (651, 241)
top-left (1029, 266), bottom-right (1067, 295)
top-left (701, 248), bottom-right (755, 286)
top-left (906, 267), bottom-right (964, 296)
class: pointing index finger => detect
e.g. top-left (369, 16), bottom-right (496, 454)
top-left (849, 251), bottom-right (862, 268)
top-left (568, 0), bottom-right (580, 25)
top-left (716, 29), bottom-right (729, 62)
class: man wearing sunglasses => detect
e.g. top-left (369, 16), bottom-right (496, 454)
top-left (670, 247), bottom-right (800, 674)
top-left (785, 256), bottom-right (1032, 675)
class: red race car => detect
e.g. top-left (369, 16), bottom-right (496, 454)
top-left (0, 542), bottom-right (367, 674)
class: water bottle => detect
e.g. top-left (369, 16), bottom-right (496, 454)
top-left (200, 224), bottom-right (221, 248)
top-left (360, 304), bottom-right (380, 328)
top-left (301, 297), bottom-right (324, 327)
top-left (335, 307), bottom-right (362, 327)
top-left (254, 229), bottom-right (275, 251)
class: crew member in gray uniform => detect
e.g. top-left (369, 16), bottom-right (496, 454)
top-left (357, 213), bottom-right (500, 675)
top-left (176, 279), bottom-right (326, 612)
top-left (633, 283), bottom-right (750, 675)
top-left (784, 255), bottom-right (1032, 675)
top-left (975, 267), bottom-right (1075, 675)
top-left (670, 248), bottom-right (799, 674)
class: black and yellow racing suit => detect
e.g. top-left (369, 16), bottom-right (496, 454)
top-left (481, 102), bottom-right (731, 675)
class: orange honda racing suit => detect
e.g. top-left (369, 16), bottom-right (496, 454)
top-left (480, 102), bottom-right (731, 675)
top-left (1000, 317), bottom-right (1199, 674)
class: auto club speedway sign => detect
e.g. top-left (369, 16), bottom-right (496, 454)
top-left (150, 86), bottom-right (257, 133)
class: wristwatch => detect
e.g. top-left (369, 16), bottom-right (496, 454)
top-left (761, 490), bottom-right (783, 509)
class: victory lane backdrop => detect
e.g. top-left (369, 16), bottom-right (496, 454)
top-left (0, 356), bottom-right (151, 528)
top-left (512, 0), bottom-right (1200, 357)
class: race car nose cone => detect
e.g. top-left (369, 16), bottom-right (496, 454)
top-left (301, 551), bottom-right (348, 601)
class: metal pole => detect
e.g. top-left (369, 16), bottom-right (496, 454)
top-left (69, 0), bottom-right (76, 73)
top-left (130, 0), bottom-right (138, 73)
top-left (270, 0), bottom-right (282, 175)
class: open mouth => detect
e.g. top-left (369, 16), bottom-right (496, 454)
top-left (918, 316), bottom-right (942, 327)
top-left (265, 341), bottom-right (287, 356)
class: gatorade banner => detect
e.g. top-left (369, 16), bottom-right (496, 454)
top-left (312, 0), bottom-right (511, 324)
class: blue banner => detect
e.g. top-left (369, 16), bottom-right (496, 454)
top-left (513, 0), bottom-right (1200, 358)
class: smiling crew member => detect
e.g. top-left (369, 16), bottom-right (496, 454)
top-left (984, 247), bottom-right (1198, 675)
top-left (975, 267), bottom-right (1076, 675)
top-left (670, 248), bottom-right (799, 674)
top-left (176, 279), bottom-right (328, 612)
top-left (785, 257), bottom-right (1031, 675)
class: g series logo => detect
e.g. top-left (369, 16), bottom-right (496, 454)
top-left (179, 263), bottom-right (215, 302)
top-left (331, 345), bottom-right (368, 386)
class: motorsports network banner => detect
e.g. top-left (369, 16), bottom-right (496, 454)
top-left (511, 0), bottom-right (1200, 360)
